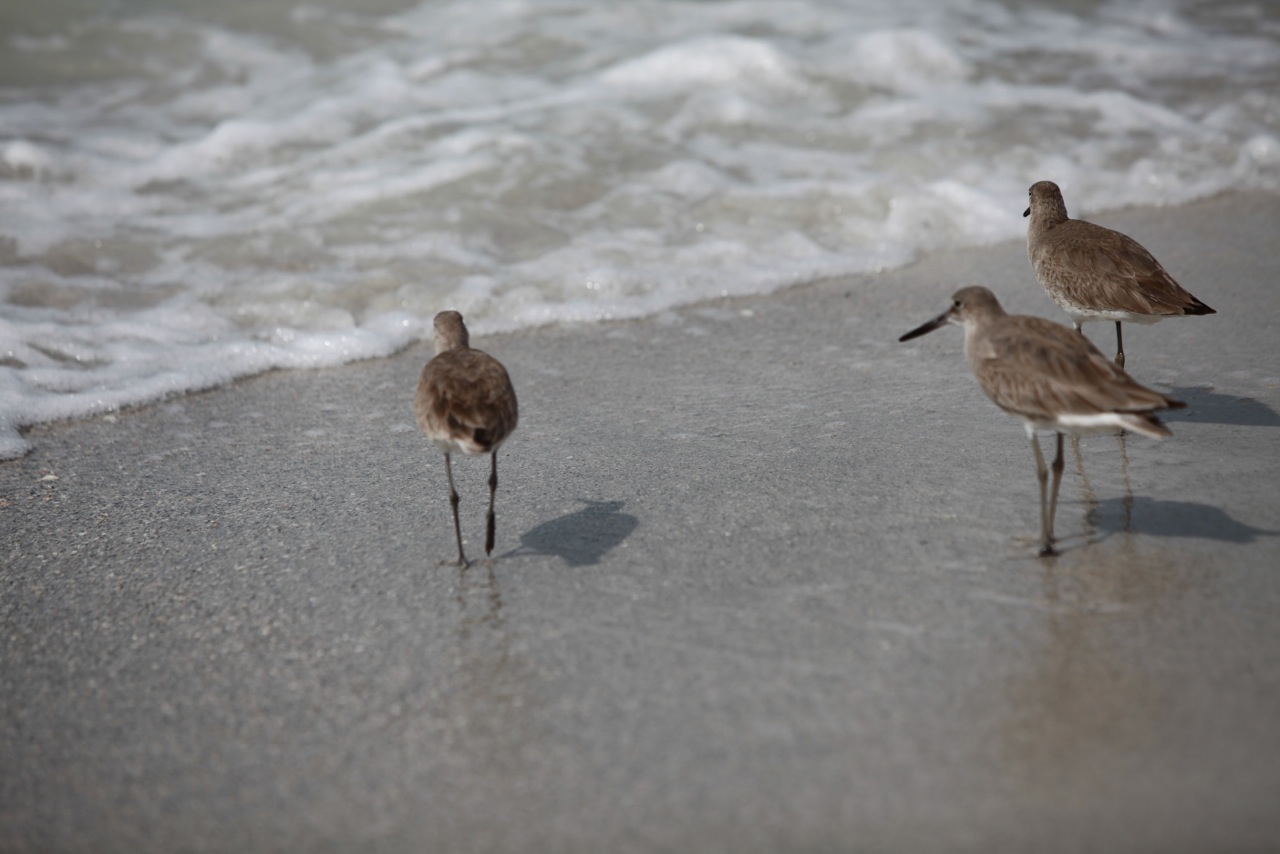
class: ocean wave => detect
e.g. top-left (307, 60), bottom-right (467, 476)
top-left (1, 0), bottom-right (1278, 457)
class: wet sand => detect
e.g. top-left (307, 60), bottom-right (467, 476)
top-left (2, 191), bottom-right (1279, 852)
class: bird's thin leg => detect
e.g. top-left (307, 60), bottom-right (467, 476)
top-left (1073, 321), bottom-right (1084, 335)
top-left (1047, 432), bottom-right (1065, 547)
top-left (445, 452), bottom-right (468, 567)
top-left (485, 451), bottom-right (498, 557)
top-left (1029, 431), bottom-right (1055, 556)
top-left (1114, 321), bottom-right (1125, 368)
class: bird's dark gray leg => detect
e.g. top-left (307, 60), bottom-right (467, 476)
top-left (1114, 321), bottom-right (1126, 368)
top-left (485, 451), bottom-right (498, 557)
top-left (1047, 432), bottom-right (1065, 548)
top-left (1030, 432), bottom-right (1056, 556)
top-left (445, 452), bottom-right (468, 567)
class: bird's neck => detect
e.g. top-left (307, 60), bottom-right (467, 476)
top-left (434, 335), bottom-right (469, 354)
top-left (962, 319), bottom-right (999, 372)
top-left (1029, 203), bottom-right (1069, 238)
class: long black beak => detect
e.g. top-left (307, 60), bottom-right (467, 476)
top-left (1023, 206), bottom-right (1030, 217)
top-left (899, 311), bottom-right (950, 342)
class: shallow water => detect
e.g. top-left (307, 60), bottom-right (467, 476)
top-left (2, 0), bottom-right (1278, 457)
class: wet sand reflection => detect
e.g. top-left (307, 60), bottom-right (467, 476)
top-left (1002, 436), bottom-right (1217, 797)
top-left (1002, 540), bottom-right (1208, 797)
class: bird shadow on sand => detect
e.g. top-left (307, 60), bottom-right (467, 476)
top-left (501, 499), bottom-right (638, 567)
top-left (1089, 496), bottom-right (1278, 545)
top-left (1161, 386), bottom-right (1280, 427)
top-left (1034, 436), bottom-right (1277, 557)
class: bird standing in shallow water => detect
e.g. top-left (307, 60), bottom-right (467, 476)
top-left (899, 286), bottom-right (1184, 556)
top-left (416, 311), bottom-right (518, 566)
top-left (1024, 180), bottom-right (1215, 369)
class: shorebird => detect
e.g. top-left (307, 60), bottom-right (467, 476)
top-left (416, 310), bottom-right (519, 566)
top-left (1024, 180), bottom-right (1215, 368)
top-left (899, 286), bottom-right (1184, 556)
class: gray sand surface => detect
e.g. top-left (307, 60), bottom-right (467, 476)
top-left (3, 191), bottom-right (1279, 852)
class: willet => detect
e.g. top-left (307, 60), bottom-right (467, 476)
top-left (899, 286), bottom-right (1184, 556)
top-left (1025, 180), bottom-right (1215, 368)
top-left (416, 310), bottom-right (519, 566)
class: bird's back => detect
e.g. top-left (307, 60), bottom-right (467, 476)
top-left (1032, 218), bottom-right (1213, 320)
top-left (416, 348), bottom-right (519, 456)
top-left (973, 314), bottom-right (1182, 436)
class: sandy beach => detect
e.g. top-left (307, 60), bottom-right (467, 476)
top-left (2, 191), bottom-right (1279, 852)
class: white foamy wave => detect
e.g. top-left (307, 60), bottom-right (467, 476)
top-left (2, 0), bottom-right (1279, 457)
top-left (845, 30), bottom-right (972, 94)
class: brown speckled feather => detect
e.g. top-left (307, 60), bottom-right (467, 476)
top-left (1031, 218), bottom-right (1212, 317)
top-left (416, 348), bottom-right (518, 455)
top-left (974, 314), bottom-right (1179, 427)
top-left (900, 285), bottom-right (1184, 438)
top-left (1026, 180), bottom-right (1215, 321)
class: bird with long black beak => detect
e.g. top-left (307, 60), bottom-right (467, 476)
top-left (900, 286), bottom-right (1184, 556)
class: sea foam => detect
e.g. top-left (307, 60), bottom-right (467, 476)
top-left (1, 0), bottom-right (1278, 457)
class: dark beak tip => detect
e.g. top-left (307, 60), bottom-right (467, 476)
top-left (1023, 207), bottom-right (1031, 217)
top-left (899, 316), bottom-right (945, 342)
top-left (901, 312), bottom-right (952, 343)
